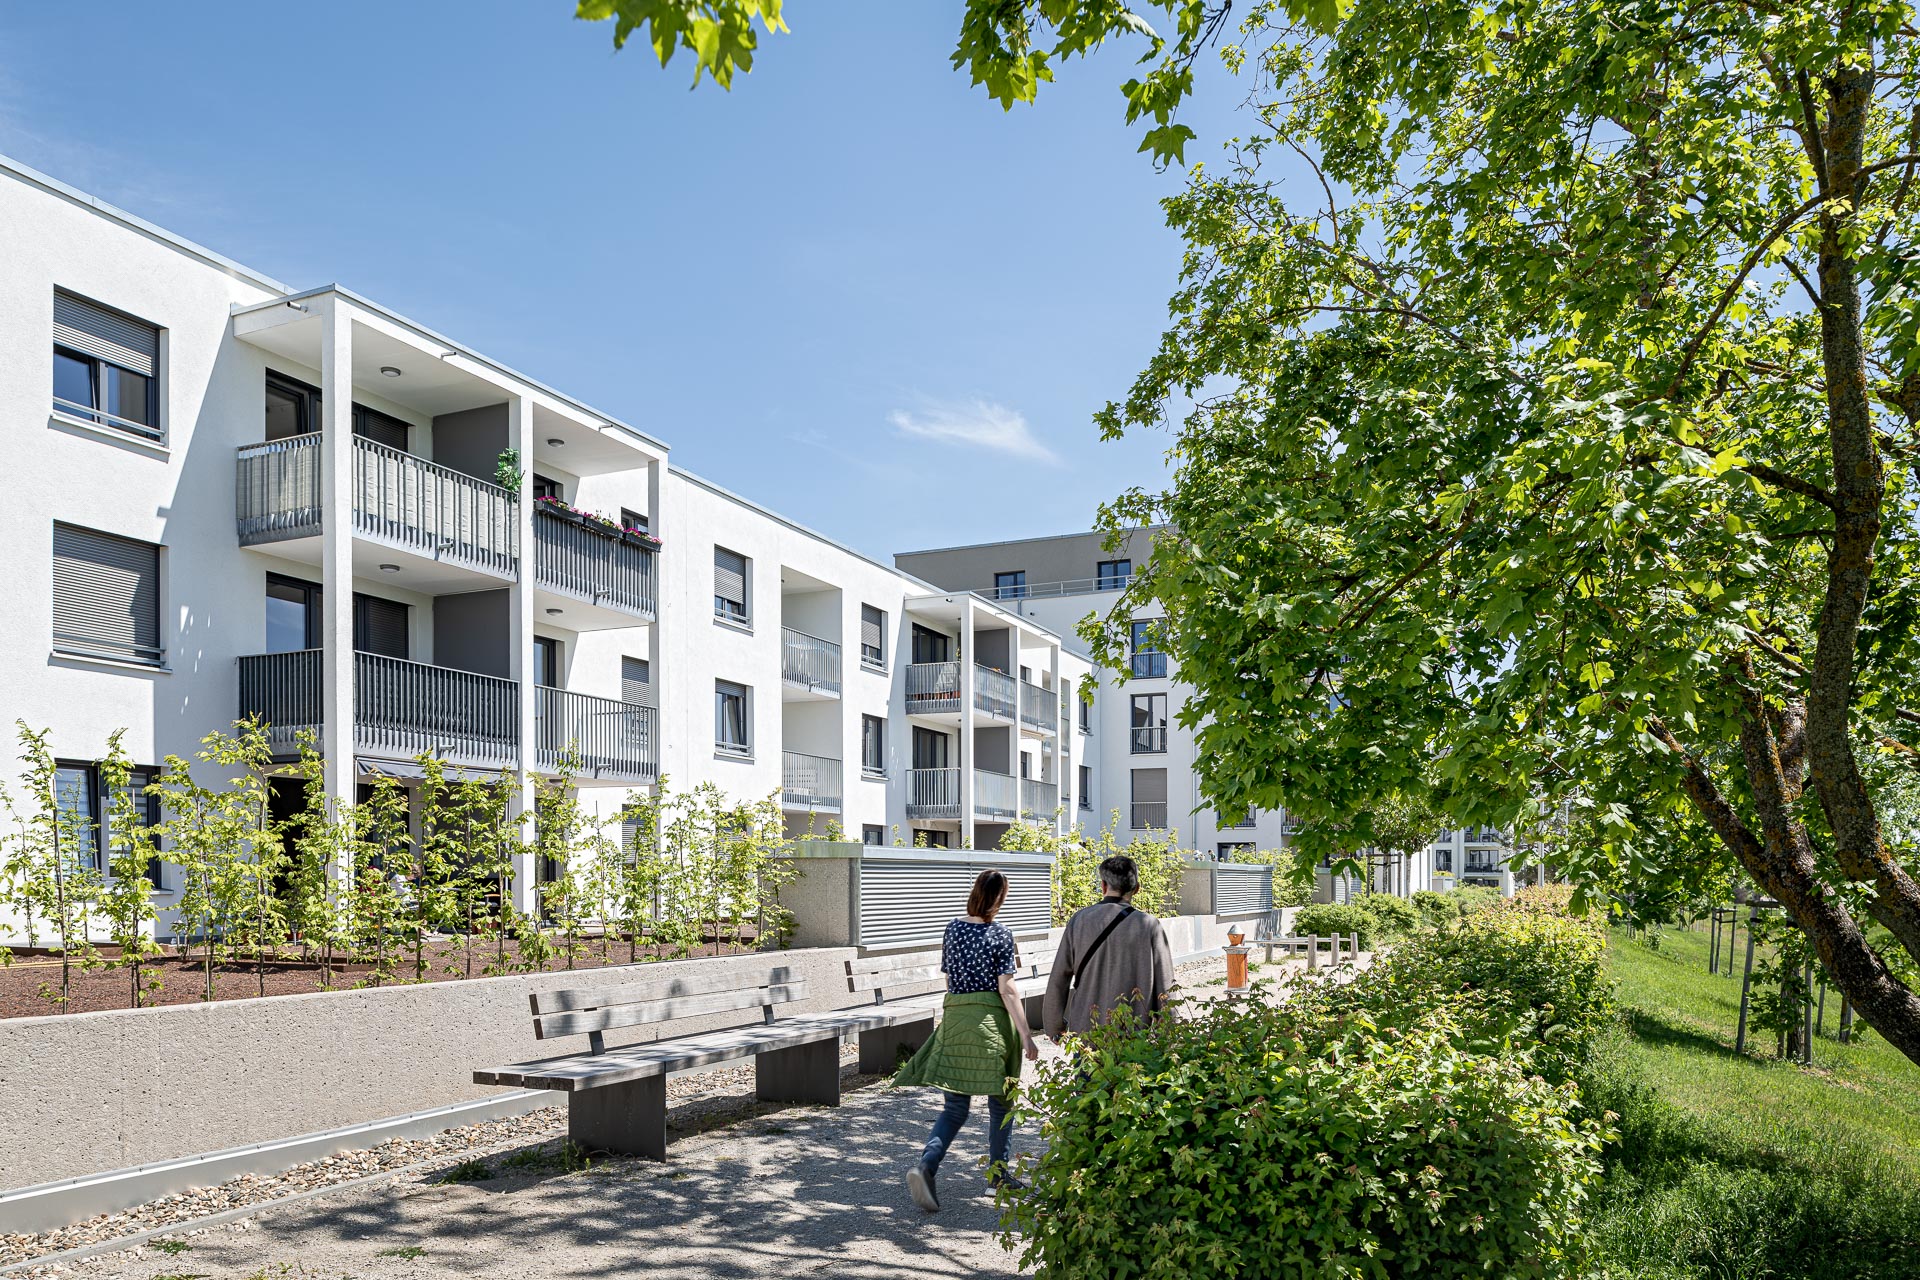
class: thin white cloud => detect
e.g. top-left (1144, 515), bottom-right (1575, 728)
top-left (888, 398), bottom-right (1060, 464)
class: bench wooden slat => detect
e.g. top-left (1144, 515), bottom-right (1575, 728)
top-left (848, 964), bottom-right (942, 992)
top-left (530, 966), bottom-right (794, 1016)
top-left (477, 1007), bottom-right (896, 1092)
top-left (534, 982), bottom-right (808, 1040)
top-left (847, 951), bottom-right (946, 975)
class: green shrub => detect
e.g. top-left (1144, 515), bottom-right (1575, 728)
top-left (1294, 901), bottom-right (1374, 949)
top-left (1410, 888), bottom-right (1455, 928)
top-left (1356, 891), bottom-right (1418, 938)
top-left (1005, 995), bottom-right (1608, 1279)
top-left (1449, 884), bottom-right (1501, 915)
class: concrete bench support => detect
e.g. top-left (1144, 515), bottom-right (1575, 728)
top-left (568, 1076), bottom-right (668, 1161)
top-left (858, 1019), bottom-right (932, 1074)
top-left (755, 1037), bottom-right (843, 1107)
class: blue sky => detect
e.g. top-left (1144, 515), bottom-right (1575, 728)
top-left (0, 4), bottom-right (1245, 565)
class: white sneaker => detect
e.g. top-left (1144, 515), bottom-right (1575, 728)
top-left (906, 1163), bottom-right (940, 1212)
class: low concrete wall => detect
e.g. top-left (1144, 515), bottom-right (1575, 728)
top-left (0, 946), bottom-right (853, 1193)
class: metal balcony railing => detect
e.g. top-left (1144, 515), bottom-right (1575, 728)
top-left (237, 650), bottom-right (519, 768)
top-left (781, 628), bottom-right (843, 695)
top-left (974, 666), bottom-right (1016, 720)
top-left (535, 686), bottom-right (656, 781)
top-left (532, 506), bottom-right (655, 619)
top-left (1218, 806), bottom-right (1258, 830)
top-left (1130, 726), bottom-right (1168, 754)
top-left (1019, 778), bottom-right (1058, 821)
top-left (782, 751), bottom-right (844, 811)
top-left (236, 434), bottom-right (518, 578)
top-left (974, 769), bottom-right (1018, 821)
top-left (905, 661), bottom-right (961, 715)
top-left (1130, 801), bottom-right (1169, 830)
top-left (1131, 650), bottom-right (1168, 679)
top-left (1019, 680), bottom-right (1058, 735)
top-left (905, 767), bottom-right (961, 820)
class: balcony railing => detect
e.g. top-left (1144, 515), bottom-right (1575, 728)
top-left (1019, 680), bottom-right (1058, 735)
top-left (974, 667), bottom-right (1016, 720)
top-left (535, 686), bottom-right (656, 781)
top-left (1019, 778), bottom-right (1058, 821)
top-left (1218, 807), bottom-right (1258, 830)
top-left (782, 751), bottom-right (844, 811)
top-left (905, 661), bottom-right (961, 715)
top-left (1130, 801), bottom-right (1169, 830)
top-left (1130, 726), bottom-right (1168, 754)
top-left (781, 628), bottom-right (842, 695)
top-left (964, 573), bottom-right (1133, 600)
top-left (533, 506), bottom-right (655, 619)
top-left (975, 769), bottom-right (1018, 821)
top-left (905, 767), bottom-right (961, 820)
top-left (237, 649), bottom-right (518, 768)
top-left (235, 434), bottom-right (517, 578)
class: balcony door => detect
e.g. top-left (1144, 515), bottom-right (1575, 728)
top-left (911, 624), bottom-right (951, 664)
top-left (262, 371), bottom-right (409, 450)
top-left (911, 726), bottom-right (950, 770)
top-left (265, 575), bottom-right (409, 660)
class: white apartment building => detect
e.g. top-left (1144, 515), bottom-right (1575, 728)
top-left (896, 530), bottom-right (1520, 898)
top-left (0, 154), bottom-right (1094, 941)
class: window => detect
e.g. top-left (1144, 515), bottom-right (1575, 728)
top-left (352, 404), bottom-right (409, 451)
top-left (714, 547), bottom-right (749, 623)
top-left (622, 656), bottom-right (653, 707)
top-left (1218, 807), bottom-right (1258, 830)
top-left (352, 593), bottom-right (410, 660)
top-left (1078, 696), bottom-right (1092, 734)
top-left (531, 473), bottom-right (562, 501)
top-left (53, 761), bottom-right (164, 886)
top-left (862, 715), bottom-right (886, 776)
top-left (993, 570), bottom-right (1027, 601)
top-left (1078, 764), bottom-right (1093, 810)
top-left (534, 636), bottom-right (562, 688)
top-left (911, 725), bottom-right (950, 769)
top-left (1096, 559), bottom-right (1132, 590)
top-left (52, 291), bottom-right (160, 441)
top-left (715, 680), bottom-right (751, 755)
top-left (620, 507), bottom-right (648, 534)
top-left (862, 824), bottom-right (885, 846)
top-left (1130, 619), bottom-right (1166, 678)
top-left (52, 522), bottom-right (163, 665)
top-left (265, 573), bottom-right (321, 652)
top-left (264, 372), bottom-right (318, 441)
top-left (911, 623), bottom-right (951, 664)
top-left (1130, 768), bottom-right (1168, 830)
top-left (860, 604), bottom-right (887, 669)
top-left (1217, 841), bottom-right (1256, 860)
top-left (918, 829), bottom-right (952, 849)
top-left (1130, 693), bottom-right (1168, 753)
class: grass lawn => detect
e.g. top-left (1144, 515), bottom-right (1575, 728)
top-left (1589, 925), bottom-right (1920, 1279)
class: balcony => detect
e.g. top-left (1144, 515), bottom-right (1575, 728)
top-left (236, 434), bottom-right (518, 583)
top-left (535, 686), bottom-right (656, 782)
top-left (905, 767), bottom-right (961, 820)
top-left (905, 661), bottom-right (961, 715)
top-left (781, 629), bottom-right (842, 699)
top-left (1130, 801), bottom-right (1169, 830)
top-left (782, 751), bottom-right (844, 812)
top-left (1018, 680), bottom-right (1058, 736)
top-left (974, 770), bottom-right (1018, 821)
top-left (1019, 778), bottom-right (1058, 821)
top-left (1130, 726), bottom-right (1168, 754)
top-left (974, 667), bottom-right (1016, 721)
top-left (237, 650), bottom-right (518, 770)
top-left (532, 505), bottom-right (656, 626)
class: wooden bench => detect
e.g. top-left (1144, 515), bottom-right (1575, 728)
top-left (1250, 913), bottom-right (1359, 968)
top-left (844, 941), bottom-right (1059, 1072)
top-left (473, 966), bottom-right (891, 1160)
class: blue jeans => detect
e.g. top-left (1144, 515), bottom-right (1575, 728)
top-left (920, 1090), bottom-right (1011, 1175)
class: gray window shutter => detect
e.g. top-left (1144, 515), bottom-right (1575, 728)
top-left (353, 593), bottom-right (410, 660)
top-left (1131, 768), bottom-right (1168, 804)
top-left (860, 605), bottom-right (884, 657)
top-left (714, 548), bottom-right (747, 610)
top-left (51, 523), bottom-right (161, 662)
top-left (54, 291), bottom-right (158, 376)
top-left (622, 656), bottom-right (654, 707)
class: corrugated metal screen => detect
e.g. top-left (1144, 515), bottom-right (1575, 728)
top-left (1213, 864), bottom-right (1275, 915)
top-left (51, 523), bottom-right (161, 661)
top-left (713, 547), bottom-right (747, 609)
top-left (858, 857), bottom-right (1052, 948)
top-left (53, 291), bottom-right (158, 376)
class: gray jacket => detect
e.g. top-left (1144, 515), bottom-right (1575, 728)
top-left (1042, 899), bottom-right (1175, 1038)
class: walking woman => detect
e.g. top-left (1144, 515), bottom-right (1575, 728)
top-left (895, 868), bottom-right (1039, 1212)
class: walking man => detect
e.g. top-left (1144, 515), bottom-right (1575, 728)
top-left (1042, 854), bottom-right (1175, 1039)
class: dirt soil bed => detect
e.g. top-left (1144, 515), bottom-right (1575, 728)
top-left (0, 935), bottom-right (764, 1019)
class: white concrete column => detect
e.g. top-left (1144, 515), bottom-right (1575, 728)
top-left (959, 597), bottom-right (975, 849)
top-left (1047, 639), bottom-right (1063, 834)
top-left (318, 299), bottom-right (356, 876)
top-left (507, 393), bottom-right (538, 912)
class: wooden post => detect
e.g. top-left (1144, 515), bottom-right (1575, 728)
top-left (1734, 921), bottom-right (1757, 1056)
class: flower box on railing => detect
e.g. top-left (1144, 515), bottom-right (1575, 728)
top-left (533, 497), bottom-right (663, 550)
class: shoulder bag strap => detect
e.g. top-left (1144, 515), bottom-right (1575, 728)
top-left (1071, 904), bottom-right (1136, 991)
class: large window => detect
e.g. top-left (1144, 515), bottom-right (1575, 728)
top-left (52, 522), bottom-right (163, 665)
top-left (862, 715), bottom-right (886, 776)
top-left (1078, 695), bottom-right (1092, 733)
top-left (714, 547), bottom-right (750, 623)
top-left (1130, 768), bottom-right (1168, 830)
top-left (1129, 619), bottom-right (1166, 678)
top-left (993, 570), bottom-right (1027, 600)
top-left (862, 824), bottom-right (885, 846)
top-left (534, 636), bottom-right (562, 687)
top-left (1129, 692), bottom-right (1168, 754)
top-left (265, 573), bottom-right (321, 652)
top-left (715, 680), bottom-right (751, 755)
top-left (1096, 559), bottom-right (1132, 591)
top-left (911, 725), bottom-right (950, 769)
top-left (54, 760), bottom-right (164, 886)
top-left (264, 371), bottom-right (410, 449)
top-left (1217, 841), bottom-right (1256, 860)
top-left (1077, 764), bottom-right (1093, 810)
top-left (52, 291), bottom-right (160, 441)
top-left (860, 604), bottom-right (888, 669)
top-left (911, 623), bottom-right (951, 664)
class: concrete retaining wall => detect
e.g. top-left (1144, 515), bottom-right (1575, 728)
top-left (0, 947), bottom-right (853, 1193)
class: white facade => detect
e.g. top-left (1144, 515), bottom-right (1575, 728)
top-left (0, 154), bottom-right (1095, 943)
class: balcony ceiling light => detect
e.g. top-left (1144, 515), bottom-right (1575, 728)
top-left (379, 563), bottom-right (401, 573)
top-left (546, 608), bottom-right (564, 616)
top-left (380, 366), bottom-right (402, 378)
top-left (546, 437), bottom-right (565, 448)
